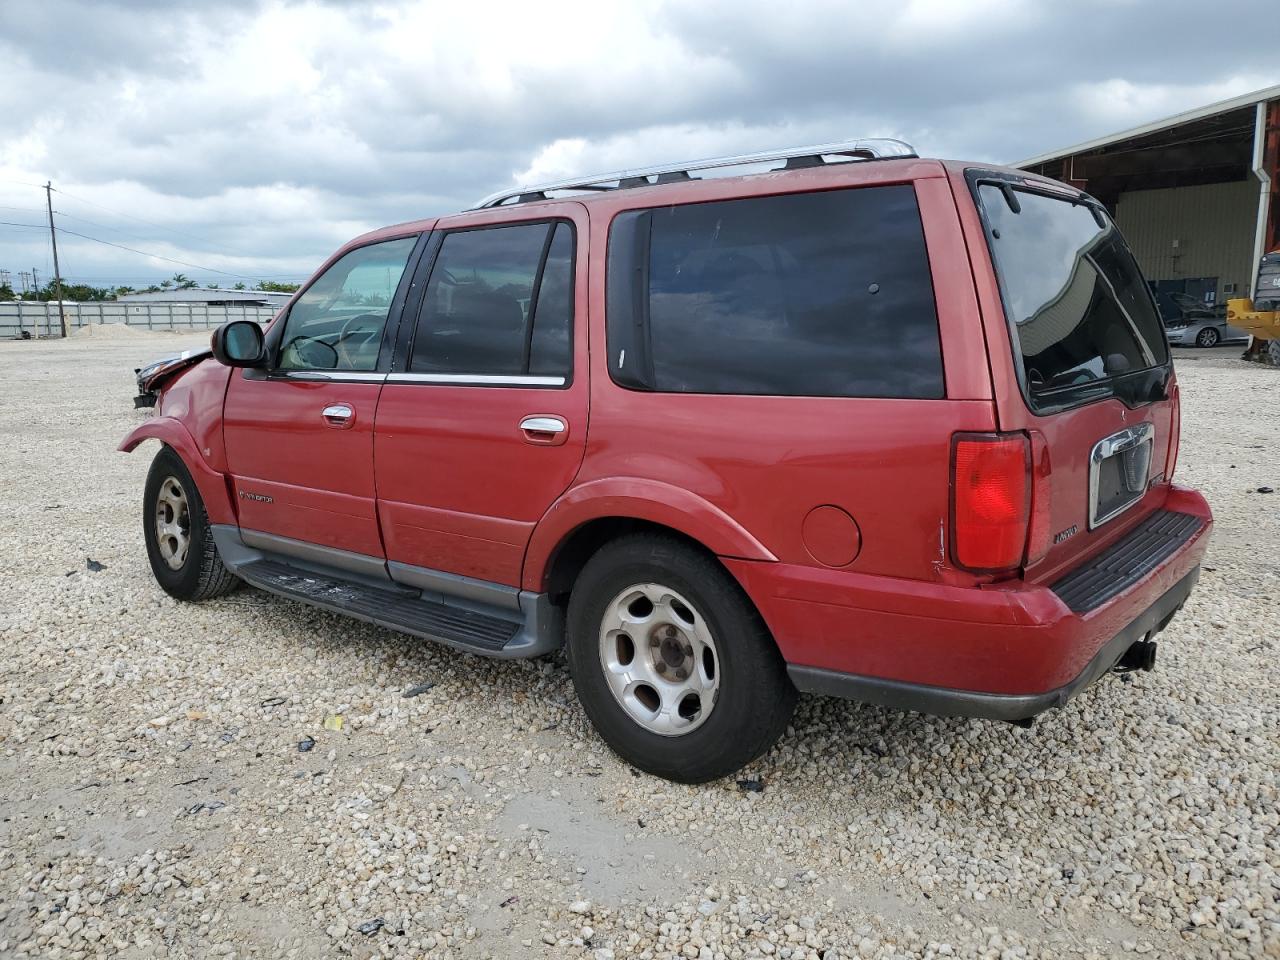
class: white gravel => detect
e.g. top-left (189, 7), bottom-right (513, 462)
top-left (0, 334), bottom-right (1276, 960)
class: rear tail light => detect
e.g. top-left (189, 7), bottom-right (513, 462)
top-left (950, 433), bottom-right (1031, 574)
top-left (1166, 386), bottom-right (1181, 481)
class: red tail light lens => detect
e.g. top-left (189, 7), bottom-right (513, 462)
top-left (951, 433), bottom-right (1031, 574)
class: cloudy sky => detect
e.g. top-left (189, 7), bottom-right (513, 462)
top-left (0, 0), bottom-right (1275, 291)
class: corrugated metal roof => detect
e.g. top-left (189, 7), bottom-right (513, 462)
top-left (1016, 82), bottom-right (1280, 168)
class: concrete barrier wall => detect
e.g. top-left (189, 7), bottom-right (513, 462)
top-left (0, 302), bottom-right (278, 339)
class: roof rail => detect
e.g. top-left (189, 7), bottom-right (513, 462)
top-left (470, 138), bottom-right (918, 209)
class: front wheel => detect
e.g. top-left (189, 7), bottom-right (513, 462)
top-left (566, 534), bottom-right (796, 783)
top-left (1195, 326), bottom-right (1220, 347)
top-left (143, 446), bottom-right (239, 601)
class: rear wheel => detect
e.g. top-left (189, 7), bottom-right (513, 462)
top-left (1195, 326), bottom-right (1220, 347)
top-left (143, 446), bottom-right (239, 601)
top-left (566, 534), bottom-right (796, 783)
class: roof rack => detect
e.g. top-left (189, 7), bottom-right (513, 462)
top-left (470, 137), bottom-right (918, 209)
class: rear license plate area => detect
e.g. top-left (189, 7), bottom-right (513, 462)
top-left (1089, 423), bottom-right (1154, 528)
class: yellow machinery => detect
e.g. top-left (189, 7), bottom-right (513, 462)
top-left (1227, 249), bottom-right (1280, 363)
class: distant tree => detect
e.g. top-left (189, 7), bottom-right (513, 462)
top-left (233, 282), bottom-right (246, 290)
top-left (144, 284), bottom-right (161, 293)
top-left (171, 273), bottom-right (198, 289)
top-left (114, 286), bottom-right (136, 297)
top-left (160, 279), bottom-right (172, 289)
top-left (0, 282), bottom-right (14, 301)
top-left (206, 282), bottom-right (218, 289)
top-left (255, 280), bottom-right (300, 293)
top-left (32, 280), bottom-right (113, 301)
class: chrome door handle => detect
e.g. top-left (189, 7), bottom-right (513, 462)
top-left (322, 403), bottom-right (354, 427)
top-left (519, 416), bottom-right (566, 434)
top-left (519, 415), bottom-right (568, 446)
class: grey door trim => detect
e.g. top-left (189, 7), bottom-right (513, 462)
top-left (239, 528), bottom-right (392, 582)
top-left (387, 561), bottom-right (521, 611)
top-left (220, 527), bottom-right (522, 611)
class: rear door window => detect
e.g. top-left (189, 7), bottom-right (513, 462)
top-left (606, 185), bottom-right (944, 398)
top-left (410, 221), bottom-right (574, 380)
top-left (976, 183), bottom-right (1169, 409)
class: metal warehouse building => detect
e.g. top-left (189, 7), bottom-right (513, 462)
top-left (1018, 84), bottom-right (1279, 314)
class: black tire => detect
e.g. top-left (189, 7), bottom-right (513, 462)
top-left (565, 534), bottom-right (796, 783)
top-left (1195, 326), bottom-right (1220, 347)
top-left (143, 446), bottom-right (239, 601)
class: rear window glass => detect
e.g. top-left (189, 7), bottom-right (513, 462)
top-left (977, 185), bottom-right (1169, 405)
top-left (606, 185), bottom-right (944, 398)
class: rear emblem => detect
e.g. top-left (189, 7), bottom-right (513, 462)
top-left (1053, 525), bottom-right (1079, 545)
top-left (238, 490), bottom-right (272, 503)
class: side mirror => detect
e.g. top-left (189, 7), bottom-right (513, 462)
top-left (211, 320), bottom-right (266, 368)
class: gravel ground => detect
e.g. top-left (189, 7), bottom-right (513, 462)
top-left (0, 331), bottom-right (1276, 960)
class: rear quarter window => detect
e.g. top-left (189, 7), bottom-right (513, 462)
top-left (606, 185), bottom-right (944, 398)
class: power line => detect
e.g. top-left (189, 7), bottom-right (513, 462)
top-left (50, 224), bottom-right (272, 281)
top-left (0, 219), bottom-right (45, 229)
top-left (52, 208), bottom-right (207, 251)
top-left (51, 186), bottom-right (244, 256)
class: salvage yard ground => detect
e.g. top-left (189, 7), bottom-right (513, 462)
top-left (0, 330), bottom-right (1276, 960)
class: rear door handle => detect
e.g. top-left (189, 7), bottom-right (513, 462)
top-left (322, 403), bottom-right (355, 428)
top-left (520, 415), bottom-right (568, 446)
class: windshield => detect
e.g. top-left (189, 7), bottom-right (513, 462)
top-left (977, 183), bottom-right (1169, 409)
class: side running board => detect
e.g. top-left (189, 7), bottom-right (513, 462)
top-left (211, 527), bottom-right (561, 659)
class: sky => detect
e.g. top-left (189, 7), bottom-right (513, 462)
top-left (0, 0), bottom-right (1276, 291)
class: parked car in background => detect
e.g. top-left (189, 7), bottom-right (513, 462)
top-left (1164, 293), bottom-right (1251, 347)
top-left (121, 140), bottom-right (1212, 783)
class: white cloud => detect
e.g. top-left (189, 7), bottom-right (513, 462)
top-left (0, 0), bottom-right (1275, 289)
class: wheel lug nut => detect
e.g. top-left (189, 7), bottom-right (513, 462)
top-left (656, 662), bottom-right (667, 674)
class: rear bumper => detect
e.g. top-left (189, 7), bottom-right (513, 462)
top-left (787, 565), bottom-right (1198, 722)
top-left (725, 485), bottom-right (1212, 722)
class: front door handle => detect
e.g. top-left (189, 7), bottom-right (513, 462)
top-left (520, 415), bottom-right (568, 446)
top-left (322, 403), bottom-right (355, 428)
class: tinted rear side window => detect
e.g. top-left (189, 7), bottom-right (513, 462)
top-left (976, 184), bottom-right (1169, 407)
top-left (411, 220), bottom-right (574, 379)
top-left (606, 185), bottom-right (944, 398)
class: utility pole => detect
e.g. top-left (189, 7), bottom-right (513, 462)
top-left (18, 271), bottom-right (30, 294)
top-left (44, 181), bottom-right (68, 338)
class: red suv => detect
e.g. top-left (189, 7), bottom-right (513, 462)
top-left (122, 139), bottom-right (1211, 783)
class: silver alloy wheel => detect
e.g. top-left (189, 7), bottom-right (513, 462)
top-left (598, 583), bottom-right (721, 736)
top-left (154, 476), bottom-right (191, 571)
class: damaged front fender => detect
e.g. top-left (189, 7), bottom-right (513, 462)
top-left (134, 347), bottom-right (212, 407)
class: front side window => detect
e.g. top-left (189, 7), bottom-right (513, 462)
top-left (410, 221), bottom-right (574, 379)
top-left (976, 183), bottom-right (1169, 410)
top-left (278, 235), bottom-right (418, 371)
top-left (606, 185), bottom-right (944, 398)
